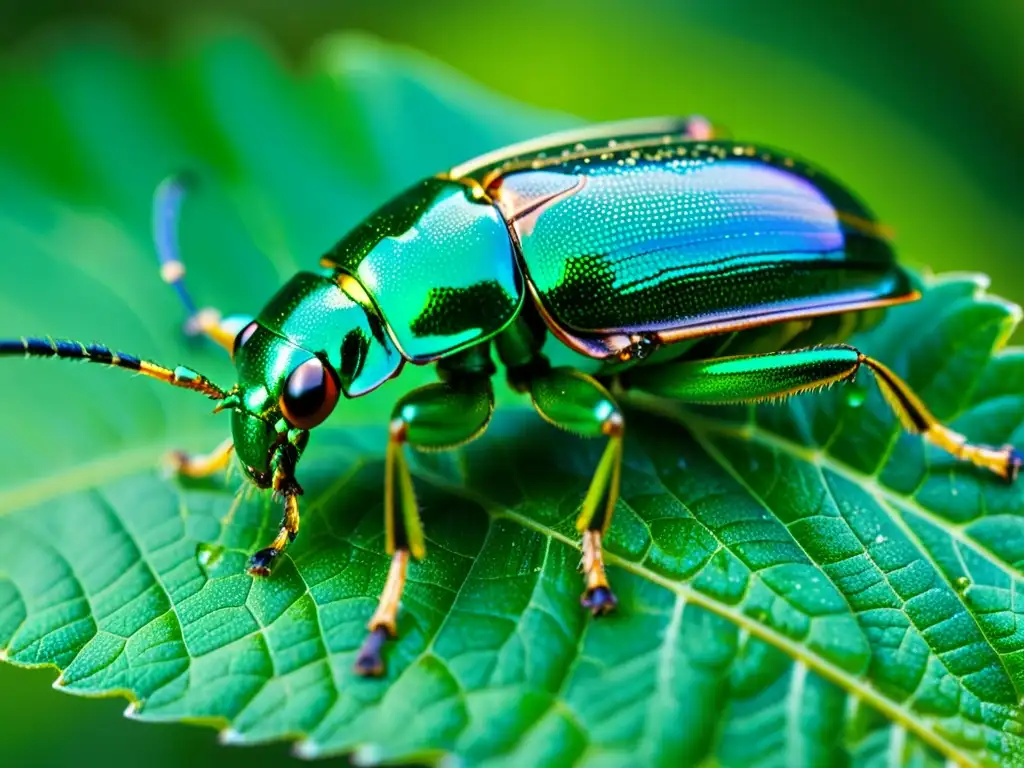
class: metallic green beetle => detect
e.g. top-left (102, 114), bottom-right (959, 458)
top-left (3, 116), bottom-right (1020, 677)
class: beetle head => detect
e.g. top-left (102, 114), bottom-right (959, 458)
top-left (221, 319), bottom-right (340, 487)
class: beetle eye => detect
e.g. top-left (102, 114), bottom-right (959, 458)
top-left (232, 321), bottom-right (259, 361)
top-left (280, 358), bottom-right (339, 430)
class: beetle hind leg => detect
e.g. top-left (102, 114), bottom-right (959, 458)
top-left (623, 344), bottom-right (1022, 481)
top-left (860, 355), bottom-right (1023, 481)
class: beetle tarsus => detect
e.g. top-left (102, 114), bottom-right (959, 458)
top-left (1005, 446), bottom-right (1022, 483)
top-left (580, 529), bottom-right (618, 616)
top-left (247, 547), bottom-right (280, 577)
top-left (582, 585), bottom-right (618, 616)
top-left (353, 627), bottom-right (391, 677)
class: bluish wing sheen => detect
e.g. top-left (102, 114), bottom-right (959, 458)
top-left (494, 143), bottom-right (913, 335)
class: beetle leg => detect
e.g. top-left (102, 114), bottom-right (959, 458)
top-left (247, 486), bottom-right (301, 577)
top-left (179, 306), bottom-right (241, 354)
top-left (157, 257), bottom-right (246, 354)
top-left (858, 354), bottom-right (1022, 480)
top-left (248, 435), bottom-right (306, 576)
top-left (354, 373), bottom-right (495, 677)
top-left (525, 366), bottom-right (624, 616)
top-left (623, 344), bottom-right (1023, 481)
top-left (152, 175), bottom-right (251, 353)
top-left (166, 437), bottom-right (235, 478)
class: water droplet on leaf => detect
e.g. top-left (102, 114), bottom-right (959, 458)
top-left (874, 534), bottom-right (886, 544)
top-left (196, 542), bottom-right (225, 574)
top-left (954, 576), bottom-right (971, 593)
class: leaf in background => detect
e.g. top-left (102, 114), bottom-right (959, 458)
top-left (1, 29), bottom-right (1023, 768)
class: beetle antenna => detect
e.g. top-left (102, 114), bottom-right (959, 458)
top-left (0, 337), bottom-right (228, 400)
top-left (153, 172), bottom-right (206, 326)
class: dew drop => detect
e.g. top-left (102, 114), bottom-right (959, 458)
top-left (846, 387), bottom-right (866, 408)
top-left (954, 576), bottom-right (971, 593)
top-left (196, 542), bottom-right (225, 574)
top-left (874, 534), bottom-right (886, 545)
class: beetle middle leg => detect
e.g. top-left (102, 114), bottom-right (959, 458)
top-left (354, 354), bottom-right (495, 677)
top-left (523, 364), bottom-right (625, 615)
top-left (623, 344), bottom-right (1023, 480)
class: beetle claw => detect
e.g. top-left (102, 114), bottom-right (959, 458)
top-left (353, 627), bottom-right (391, 677)
top-left (247, 547), bottom-right (280, 577)
top-left (1006, 446), bottom-right (1023, 483)
top-left (581, 585), bottom-right (618, 616)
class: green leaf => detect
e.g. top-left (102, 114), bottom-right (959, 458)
top-left (1, 29), bottom-right (1023, 768)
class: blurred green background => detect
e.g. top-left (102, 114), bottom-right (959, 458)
top-left (1, 1), bottom-right (1021, 765)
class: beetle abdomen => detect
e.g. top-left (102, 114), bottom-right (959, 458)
top-left (491, 142), bottom-right (916, 359)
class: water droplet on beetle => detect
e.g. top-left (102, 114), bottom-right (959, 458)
top-left (954, 576), bottom-right (971, 593)
top-left (846, 387), bottom-right (866, 408)
top-left (196, 543), bottom-right (225, 575)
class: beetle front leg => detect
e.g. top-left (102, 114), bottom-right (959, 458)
top-left (525, 366), bottom-right (624, 615)
top-left (354, 375), bottom-right (495, 677)
top-left (623, 345), bottom-right (1023, 480)
top-left (248, 434), bottom-right (307, 576)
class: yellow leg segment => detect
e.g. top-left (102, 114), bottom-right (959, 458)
top-left (581, 529), bottom-right (616, 616)
top-left (354, 551), bottom-right (410, 677)
top-left (861, 355), bottom-right (1022, 481)
top-left (184, 307), bottom-right (239, 353)
top-left (168, 437), bottom-right (235, 478)
top-left (247, 469), bottom-right (303, 577)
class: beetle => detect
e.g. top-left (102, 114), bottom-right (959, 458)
top-left (3, 116), bottom-right (1020, 677)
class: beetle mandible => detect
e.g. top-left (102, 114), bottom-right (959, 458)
top-left (3, 116), bottom-right (1020, 676)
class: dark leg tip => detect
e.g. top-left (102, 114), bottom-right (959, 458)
top-left (1007, 446), bottom-right (1023, 483)
top-left (247, 547), bottom-right (280, 577)
top-left (353, 627), bottom-right (391, 677)
top-left (581, 586), bottom-right (618, 616)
